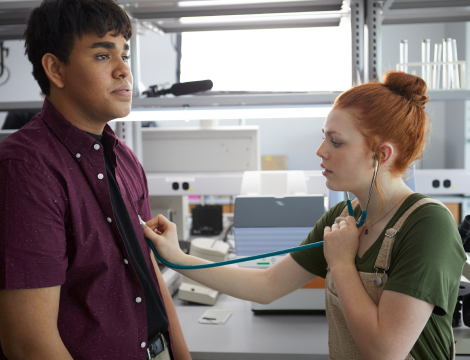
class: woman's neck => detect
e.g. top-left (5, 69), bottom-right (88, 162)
top-left (353, 173), bottom-right (413, 221)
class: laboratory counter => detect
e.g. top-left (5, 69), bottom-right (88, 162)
top-left (173, 293), bottom-right (470, 360)
top-left (174, 292), bottom-right (328, 360)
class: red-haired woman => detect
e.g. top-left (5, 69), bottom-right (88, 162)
top-left (143, 71), bottom-right (465, 360)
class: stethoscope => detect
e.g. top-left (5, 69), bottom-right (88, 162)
top-left (142, 157), bottom-right (379, 270)
top-left (346, 157), bottom-right (379, 228)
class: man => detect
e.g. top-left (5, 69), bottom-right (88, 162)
top-left (0, 1), bottom-right (191, 359)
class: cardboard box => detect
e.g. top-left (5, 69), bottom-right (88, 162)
top-left (261, 155), bottom-right (287, 171)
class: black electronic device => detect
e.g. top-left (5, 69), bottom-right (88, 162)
top-left (453, 282), bottom-right (470, 327)
top-left (453, 215), bottom-right (470, 327)
top-left (460, 215), bottom-right (470, 251)
top-left (191, 205), bottom-right (223, 236)
top-left (143, 80), bottom-right (213, 98)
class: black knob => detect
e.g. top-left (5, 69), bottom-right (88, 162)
top-left (432, 180), bottom-right (440, 188)
top-left (443, 179), bottom-right (451, 188)
top-left (172, 182), bottom-right (179, 190)
top-left (182, 182), bottom-right (189, 190)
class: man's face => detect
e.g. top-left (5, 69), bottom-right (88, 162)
top-left (61, 31), bottom-right (133, 124)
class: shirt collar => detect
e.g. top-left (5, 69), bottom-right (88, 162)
top-left (40, 98), bottom-right (121, 159)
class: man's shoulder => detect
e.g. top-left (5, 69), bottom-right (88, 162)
top-left (0, 117), bottom-right (55, 166)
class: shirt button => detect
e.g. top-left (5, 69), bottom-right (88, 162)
top-left (124, 259), bottom-right (129, 265)
top-left (97, 173), bottom-right (104, 180)
top-left (76, 153), bottom-right (81, 158)
top-left (107, 217), bottom-right (112, 223)
top-left (136, 297), bottom-right (142, 303)
top-left (141, 342), bottom-right (146, 348)
top-left (94, 144), bottom-right (100, 150)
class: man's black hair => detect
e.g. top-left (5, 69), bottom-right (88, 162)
top-left (24, 0), bottom-right (132, 95)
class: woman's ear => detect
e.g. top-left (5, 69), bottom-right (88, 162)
top-left (378, 142), bottom-right (394, 167)
top-left (41, 53), bottom-right (66, 90)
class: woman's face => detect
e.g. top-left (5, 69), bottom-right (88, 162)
top-left (316, 108), bottom-right (376, 194)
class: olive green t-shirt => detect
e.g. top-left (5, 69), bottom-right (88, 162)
top-left (291, 193), bottom-right (466, 360)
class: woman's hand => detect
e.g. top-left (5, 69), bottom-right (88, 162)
top-left (142, 214), bottom-right (186, 264)
top-left (323, 216), bottom-right (360, 270)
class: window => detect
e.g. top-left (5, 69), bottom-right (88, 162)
top-left (181, 25), bottom-right (352, 92)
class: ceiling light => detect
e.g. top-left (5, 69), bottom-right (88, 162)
top-left (178, 11), bottom-right (343, 24)
top-left (178, 0), bottom-right (306, 7)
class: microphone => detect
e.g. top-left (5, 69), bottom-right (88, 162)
top-left (144, 80), bottom-right (213, 97)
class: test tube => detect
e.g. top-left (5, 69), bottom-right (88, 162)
top-left (432, 43), bottom-right (442, 89)
top-left (446, 38), bottom-right (454, 89)
top-left (442, 39), bottom-right (448, 89)
top-left (400, 40), bottom-right (408, 73)
top-left (452, 39), bottom-right (460, 89)
top-left (421, 39), bottom-right (431, 83)
top-left (432, 44), bottom-right (437, 89)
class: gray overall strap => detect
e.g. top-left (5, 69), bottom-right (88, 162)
top-left (374, 197), bottom-right (452, 270)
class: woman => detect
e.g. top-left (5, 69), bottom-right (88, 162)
top-left (143, 71), bottom-right (466, 360)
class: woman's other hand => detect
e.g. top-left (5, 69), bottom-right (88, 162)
top-left (324, 216), bottom-right (360, 270)
top-left (143, 214), bottom-right (186, 264)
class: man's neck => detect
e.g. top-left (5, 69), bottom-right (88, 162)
top-left (46, 94), bottom-right (106, 135)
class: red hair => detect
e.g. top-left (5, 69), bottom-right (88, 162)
top-left (334, 71), bottom-right (429, 176)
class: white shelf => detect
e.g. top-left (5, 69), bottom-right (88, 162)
top-left (427, 90), bottom-right (470, 102)
top-left (132, 92), bottom-right (341, 108)
top-left (2, 90), bottom-right (470, 112)
top-left (383, 2), bottom-right (470, 25)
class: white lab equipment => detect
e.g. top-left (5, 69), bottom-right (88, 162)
top-left (414, 169), bottom-right (470, 198)
top-left (149, 196), bottom-right (190, 241)
top-left (141, 126), bottom-right (260, 173)
top-left (235, 171), bottom-right (327, 312)
top-left (161, 267), bottom-right (183, 297)
top-left (143, 126), bottom-right (260, 240)
top-left (177, 238), bottom-right (230, 305)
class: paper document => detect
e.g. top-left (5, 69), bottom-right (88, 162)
top-left (198, 309), bottom-right (233, 324)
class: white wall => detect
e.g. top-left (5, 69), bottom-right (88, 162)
top-left (0, 40), bottom-right (43, 127)
top-left (0, 40), bottom-right (42, 102)
top-left (138, 29), bottom-right (178, 90)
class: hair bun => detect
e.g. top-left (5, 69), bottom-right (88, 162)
top-left (383, 71), bottom-right (429, 109)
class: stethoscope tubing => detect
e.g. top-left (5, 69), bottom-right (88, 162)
top-left (147, 238), bottom-right (324, 270)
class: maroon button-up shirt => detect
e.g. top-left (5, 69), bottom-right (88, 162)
top-left (0, 99), bottom-right (172, 359)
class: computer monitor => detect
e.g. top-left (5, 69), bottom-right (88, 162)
top-left (234, 195), bottom-right (325, 256)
